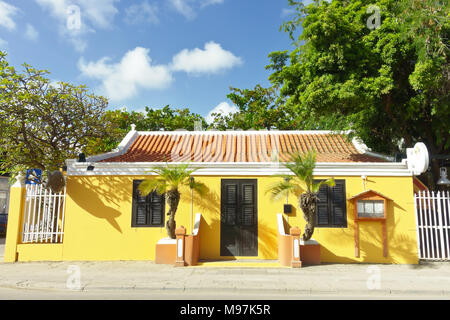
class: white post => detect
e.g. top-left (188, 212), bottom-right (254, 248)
top-left (446, 191), bottom-right (450, 259)
top-left (414, 192), bottom-right (422, 259)
top-left (436, 191), bottom-right (445, 260)
top-left (45, 188), bottom-right (53, 242)
top-left (24, 185), bottom-right (33, 243)
top-left (418, 191), bottom-right (426, 259)
top-left (425, 190), bottom-right (433, 259)
top-left (53, 190), bottom-right (62, 243)
top-left (59, 187), bottom-right (66, 242)
top-left (442, 192), bottom-right (450, 260)
top-left (31, 184), bottom-right (40, 242)
top-left (39, 186), bottom-right (48, 243)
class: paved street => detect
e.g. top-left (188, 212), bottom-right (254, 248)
top-left (0, 258), bottom-right (448, 299)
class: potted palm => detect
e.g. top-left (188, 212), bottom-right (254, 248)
top-left (267, 151), bottom-right (334, 264)
top-left (138, 163), bottom-right (208, 239)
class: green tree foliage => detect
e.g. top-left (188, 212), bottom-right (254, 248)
top-left (209, 85), bottom-right (347, 130)
top-left (268, 0), bottom-right (449, 187)
top-left (85, 105), bottom-right (207, 155)
top-left (0, 52), bottom-right (112, 180)
top-left (210, 85), bottom-right (296, 130)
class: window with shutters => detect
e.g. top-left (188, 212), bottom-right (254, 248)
top-left (315, 179), bottom-right (347, 228)
top-left (131, 180), bottom-right (165, 227)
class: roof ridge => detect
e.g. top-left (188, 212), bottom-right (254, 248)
top-left (136, 130), bottom-right (350, 135)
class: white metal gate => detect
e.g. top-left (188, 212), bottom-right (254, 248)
top-left (21, 184), bottom-right (66, 243)
top-left (414, 191), bottom-right (450, 260)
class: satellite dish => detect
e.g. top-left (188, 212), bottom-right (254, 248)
top-left (407, 142), bottom-right (429, 175)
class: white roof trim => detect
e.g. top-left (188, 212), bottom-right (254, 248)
top-left (66, 160), bottom-right (413, 177)
top-left (66, 127), bottom-right (139, 164)
top-left (351, 137), bottom-right (394, 162)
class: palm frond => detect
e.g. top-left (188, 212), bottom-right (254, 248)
top-left (311, 178), bottom-right (335, 193)
top-left (144, 163), bottom-right (200, 190)
top-left (140, 162), bottom-right (207, 198)
top-left (138, 178), bottom-right (168, 196)
top-left (283, 150), bottom-right (317, 192)
top-left (266, 179), bottom-right (302, 201)
top-left (185, 180), bottom-right (209, 197)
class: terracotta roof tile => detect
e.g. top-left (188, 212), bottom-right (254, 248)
top-left (101, 132), bottom-right (387, 163)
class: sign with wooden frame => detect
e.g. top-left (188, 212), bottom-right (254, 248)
top-left (350, 190), bottom-right (392, 258)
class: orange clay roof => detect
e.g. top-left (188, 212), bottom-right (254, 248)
top-left (101, 132), bottom-right (387, 163)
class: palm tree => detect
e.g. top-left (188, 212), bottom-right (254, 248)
top-left (267, 151), bottom-right (335, 241)
top-left (138, 164), bottom-right (208, 239)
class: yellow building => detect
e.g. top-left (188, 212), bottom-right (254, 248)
top-left (5, 129), bottom-right (428, 264)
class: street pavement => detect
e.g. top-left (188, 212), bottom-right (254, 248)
top-left (0, 259), bottom-right (448, 299)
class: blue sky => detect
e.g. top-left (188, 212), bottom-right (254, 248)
top-left (0, 0), bottom-right (300, 121)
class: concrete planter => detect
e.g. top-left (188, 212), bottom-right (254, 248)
top-left (155, 214), bottom-right (202, 266)
top-left (155, 238), bottom-right (176, 264)
top-left (300, 239), bottom-right (321, 265)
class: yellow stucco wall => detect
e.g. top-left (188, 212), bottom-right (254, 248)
top-left (7, 175), bottom-right (418, 264)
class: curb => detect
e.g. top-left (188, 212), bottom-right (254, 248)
top-left (1, 283), bottom-right (449, 297)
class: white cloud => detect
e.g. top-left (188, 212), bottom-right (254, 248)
top-left (200, 0), bottom-right (224, 8)
top-left (206, 102), bottom-right (238, 124)
top-left (25, 24), bottom-right (39, 41)
top-left (35, 0), bottom-right (119, 51)
top-left (79, 0), bottom-right (118, 29)
top-left (36, 0), bottom-right (118, 28)
top-left (0, 1), bottom-right (19, 31)
top-left (169, 0), bottom-right (196, 20)
top-left (78, 47), bottom-right (173, 102)
top-left (171, 41), bottom-right (242, 74)
top-left (69, 37), bottom-right (88, 52)
top-left (125, 1), bottom-right (159, 25)
top-left (0, 38), bottom-right (7, 49)
top-left (169, 0), bottom-right (224, 20)
top-left (78, 42), bottom-right (241, 102)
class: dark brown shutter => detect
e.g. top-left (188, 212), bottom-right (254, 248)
top-left (225, 184), bottom-right (237, 225)
top-left (132, 180), bottom-right (165, 227)
top-left (220, 179), bottom-right (258, 257)
top-left (331, 180), bottom-right (346, 226)
top-left (241, 184), bottom-right (255, 226)
top-left (316, 184), bottom-right (330, 226)
top-left (315, 180), bottom-right (347, 227)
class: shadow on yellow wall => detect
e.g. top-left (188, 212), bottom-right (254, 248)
top-left (319, 200), bottom-right (416, 264)
top-left (68, 177), bottom-right (127, 233)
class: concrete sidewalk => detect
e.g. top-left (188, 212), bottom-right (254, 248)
top-left (0, 260), bottom-right (449, 299)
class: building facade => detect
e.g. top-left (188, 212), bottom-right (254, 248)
top-left (5, 129), bottom-right (426, 264)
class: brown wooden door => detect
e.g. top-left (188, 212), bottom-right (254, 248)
top-left (220, 179), bottom-right (258, 256)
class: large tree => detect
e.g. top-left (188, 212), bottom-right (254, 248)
top-left (209, 85), bottom-right (347, 131)
top-left (268, 0), bottom-right (449, 188)
top-left (85, 105), bottom-right (208, 155)
top-left (0, 52), bottom-right (112, 184)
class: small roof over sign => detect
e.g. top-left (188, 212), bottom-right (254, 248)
top-left (349, 189), bottom-right (393, 201)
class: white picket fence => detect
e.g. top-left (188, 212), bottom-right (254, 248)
top-left (414, 191), bottom-right (450, 260)
top-left (21, 184), bottom-right (66, 243)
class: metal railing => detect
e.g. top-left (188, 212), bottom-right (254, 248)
top-left (414, 191), bottom-right (450, 260)
top-left (21, 184), bottom-right (66, 243)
